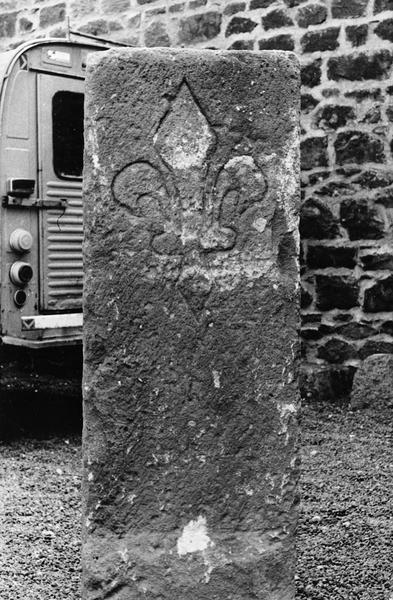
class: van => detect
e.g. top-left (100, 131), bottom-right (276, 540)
top-left (0, 36), bottom-right (116, 349)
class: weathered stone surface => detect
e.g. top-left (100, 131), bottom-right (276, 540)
top-left (301, 59), bottom-right (321, 87)
top-left (79, 18), bottom-right (111, 35)
top-left (336, 321), bottom-right (377, 340)
top-left (144, 21), bottom-right (170, 46)
top-left (332, 0), bottom-right (368, 18)
top-left (328, 51), bottom-right (393, 81)
top-left (316, 274), bottom-right (359, 310)
top-left (39, 2), bottom-right (65, 27)
top-left (364, 275), bottom-right (393, 312)
top-left (315, 104), bottom-right (355, 130)
top-left (190, 0), bottom-right (207, 8)
top-left (346, 24), bottom-right (368, 47)
top-left (83, 48), bottom-right (300, 600)
top-left (226, 16), bottom-right (257, 36)
top-left (224, 2), bottom-right (246, 16)
top-left (0, 11), bottom-right (17, 37)
top-left (301, 94), bottom-right (318, 112)
top-left (351, 354), bottom-right (393, 409)
top-left (300, 364), bottom-right (355, 404)
top-left (101, 0), bottom-right (130, 11)
top-left (258, 34), bottom-right (294, 50)
top-left (315, 179), bottom-right (356, 197)
top-left (229, 39), bottom-right (254, 50)
top-left (345, 88), bottom-right (382, 101)
top-left (359, 340), bottom-right (393, 359)
top-left (301, 136), bottom-right (328, 170)
top-left (262, 9), bottom-right (293, 30)
top-left (301, 27), bottom-right (340, 53)
top-left (250, 0), bottom-right (277, 8)
top-left (340, 198), bottom-right (385, 240)
top-left (307, 245), bottom-right (356, 269)
top-left (374, 0), bottom-right (393, 10)
top-left (179, 12), bottom-right (221, 43)
top-left (335, 131), bottom-right (385, 165)
top-left (300, 199), bottom-right (340, 239)
top-left (297, 4), bottom-right (327, 28)
top-left (376, 186), bottom-right (393, 208)
top-left (362, 105), bottom-right (381, 123)
top-left (301, 285), bottom-right (313, 308)
top-left (360, 252), bottom-right (393, 271)
top-left (18, 16), bottom-right (33, 32)
top-left (375, 19), bottom-right (393, 42)
top-left (318, 338), bottom-right (357, 363)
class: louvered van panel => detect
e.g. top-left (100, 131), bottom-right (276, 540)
top-left (42, 180), bottom-right (83, 311)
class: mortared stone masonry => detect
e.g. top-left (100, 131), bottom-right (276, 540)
top-left (82, 48), bottom-right (299, 599)
top-left (2, 0), bottom-right (393, 403)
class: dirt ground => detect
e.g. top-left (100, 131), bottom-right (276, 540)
top-left (0, 403), bottom-right (392, 599)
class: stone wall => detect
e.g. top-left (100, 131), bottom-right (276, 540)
top-left (1, 0), bottom-right (393, 402)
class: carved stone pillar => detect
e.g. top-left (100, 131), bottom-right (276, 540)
top-left (82, 48), bottom-right (300, 600)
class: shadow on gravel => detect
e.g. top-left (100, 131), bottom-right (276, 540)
top-left (0, 391), bottom-right (82, 440)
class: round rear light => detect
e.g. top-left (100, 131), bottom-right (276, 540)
top-left (9, 261), bottom-right (33, 286)
top-left (13, 289), bottom-right (27, 307)
top-left (10, 228), bottom-right (33, 253)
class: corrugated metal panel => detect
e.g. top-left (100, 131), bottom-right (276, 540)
top-left (43, 180), bottom-right (83, 311)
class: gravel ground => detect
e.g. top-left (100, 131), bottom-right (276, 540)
top-left (0, 403), bottom-right (392, 599)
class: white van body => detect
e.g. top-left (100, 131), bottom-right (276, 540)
top-left (0, 38), bottom-right (109, 348)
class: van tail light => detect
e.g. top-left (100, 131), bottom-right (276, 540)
top-left (10, 261), bottom-right (33, 286)
top-left (13, 289), bottom-right (27, 307)
top-left (10, 228), bottom-right (33, 253)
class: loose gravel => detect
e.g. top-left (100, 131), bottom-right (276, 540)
top-left (0, 403), bottom-right (392, 599)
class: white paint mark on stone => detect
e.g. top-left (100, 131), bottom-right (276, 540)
top-left (212, 370), bottom-right (221, 389)
top-left (177, 515), bottom-right (214, 556)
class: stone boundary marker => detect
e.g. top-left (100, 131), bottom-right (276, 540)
top-left (82, 48), bottom-right (300, 600)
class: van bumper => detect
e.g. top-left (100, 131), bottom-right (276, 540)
top-left (1, 313), bottom-right (83, 348)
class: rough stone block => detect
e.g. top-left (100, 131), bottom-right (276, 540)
top-left (351, 354), bottom-right (393, 409)
top-left (225, 16), bottom-right (257, 36)
top-left (328, 51), bottom-right (393, 81)
top-left (178, 12), bottom-right (222, 43)
top-left (316, 274), bottom-right (359, 310)
top-left (83, 48), bottom-right (299, 600)
top-left (335, 131), bottom-right (385, 165)
top-left (301, 136), bottom-right (328, 170)
top-left (301, 27), bottom-right (340, 53)
top-left (301, 59), bottom-right (321, 87)
top-left (375, 18), bottom-right (393, 42)
top-left (0, 11), bottom-right (17, 37)
top-left (300, 199), bottom-right (340, 240)
top-left (364, 275), bottom-right (393, 312)
top-left (262, 9), bottom-right (294, 30)
top-left (144, 21), bottom-right (170, 47)
top-left (39, 2), bottom-right (65, 27)
top-left (332, 0), bottom-right (368, 18)
top-left (297, 4), bottom-right (327, 28)
top-left (258, 34), bottom-right (295, 50)
top-left (346, 23), bottom-right (368, 47)
top-left (340, 198), bottom-right (385, 240)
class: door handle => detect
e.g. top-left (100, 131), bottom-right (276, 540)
top-left (2, 196), bottom-right (67, 209)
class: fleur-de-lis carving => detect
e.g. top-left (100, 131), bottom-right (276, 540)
top-left (112, 80), bottom-right (267, 258)
top-left (112, 80), bottom-right (268, 316)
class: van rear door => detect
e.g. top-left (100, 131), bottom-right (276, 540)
top-left (37, 73), bottom-right (84, 313)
